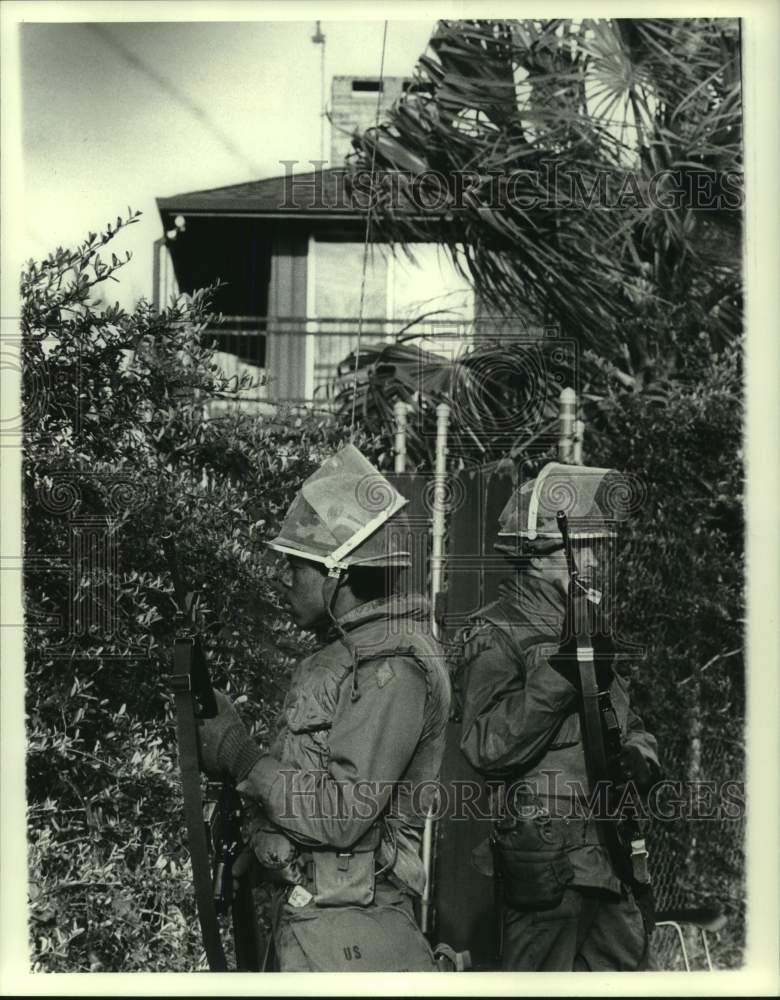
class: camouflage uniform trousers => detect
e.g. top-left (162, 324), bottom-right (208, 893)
top-left (500, 885), bottom-right (652, 972)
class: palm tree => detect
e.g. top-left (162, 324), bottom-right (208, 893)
top-left (347, 18), bottom-right (741, 396)
top-left (333, 333), bottom-right (588, 469)
top-left (340, 23), bottom-right (746, 962)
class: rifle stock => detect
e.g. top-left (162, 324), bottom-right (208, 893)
top-left (162, 532), bottom-right (218, 719)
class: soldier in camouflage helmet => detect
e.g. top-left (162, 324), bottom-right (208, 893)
top-left (196, 445), bottom-right (451, 971)
top-left (459, 462), bottom-right (660, 971)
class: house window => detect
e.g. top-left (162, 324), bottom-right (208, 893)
top-left (310, 240), bottom-right (388, 397)
top-left (309, 238), bottom-right (473, 400)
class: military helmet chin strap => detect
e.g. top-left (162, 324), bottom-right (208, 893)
top-left (321, 572), bottom-right (342, 620)
top-left (321, 572), bottom-right (362, 703)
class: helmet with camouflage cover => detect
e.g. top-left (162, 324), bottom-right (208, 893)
top-left (495, 462), bottom-right (627, 555)
top-left (266, 444), bottom-right (411, 575)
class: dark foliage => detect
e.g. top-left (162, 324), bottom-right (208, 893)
top-left (590, 342), bottom-right (745, 966)
top-left (23, 218), bottom-right (344, 971)
top-left (348, 18), bottom-right (742, 388)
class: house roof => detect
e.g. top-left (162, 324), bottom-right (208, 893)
top-left (156, 166), bottom-right (455, 226)
top-left (158, 167), bottom-right (373, 220)
top-left (158, 168), bottom-right (348, 217)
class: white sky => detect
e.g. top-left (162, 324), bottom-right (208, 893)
top-left (19, 13), bottom-right (437, 307)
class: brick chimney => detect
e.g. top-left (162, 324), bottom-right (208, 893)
top-left (329, 75), bottom-right (409, 167)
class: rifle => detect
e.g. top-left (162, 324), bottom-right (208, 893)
top-left (161, 532), bottom-right (260, 972)
top-left (555, 512), bottom-right (653, 903)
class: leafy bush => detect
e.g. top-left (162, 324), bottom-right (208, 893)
top-left (23, 217), bottom-right (344, 971)
top-left (588, 342), bottom-right (745, 966)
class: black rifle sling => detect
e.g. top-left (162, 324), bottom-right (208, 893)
top-left (575, 619), bottom-right (610, 782)
top-left (574, 601), bottom-right (633, 886)
top-left (556, 509), bottom-right (633, 889)
top-left (172, 634), bottom-right (228, 972)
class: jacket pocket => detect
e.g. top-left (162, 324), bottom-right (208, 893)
top-left (492, 813), bottom-right (574, 910)
top-left (285, 687), bottom-right (332, 734)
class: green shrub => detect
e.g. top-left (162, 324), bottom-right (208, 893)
top-left (588, 342), bottom-right (745, 966)
top-left (23, 217), bottom-right (344, 971)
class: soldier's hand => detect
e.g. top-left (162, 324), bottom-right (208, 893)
top-left (619, 744), bottom-right (661, 794)
top-left (196, 690), bottom-right (263, 780)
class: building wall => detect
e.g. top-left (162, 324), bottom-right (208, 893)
top-left (330, 75), bottom-right (408, 167)
top-left (266, 231), bottom-right (308, 400)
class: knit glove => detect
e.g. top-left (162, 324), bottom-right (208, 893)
top-left (242, 805), bottom-right (302, 883)
top-left (196, 690), bottom-right (264, 780)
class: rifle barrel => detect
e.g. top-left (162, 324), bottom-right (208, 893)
top-left (556, 510), bottom-right (579, 584)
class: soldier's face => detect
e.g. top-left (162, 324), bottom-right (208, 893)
top-left (281, 555), bottom-right (329, 630)
top-left (576, 544), bottom-right (599, 578)
top-left (534, 544), bottom-right (599, 598)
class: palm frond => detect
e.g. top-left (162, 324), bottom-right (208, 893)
top-left (346, 16), bottom-right (742, 385)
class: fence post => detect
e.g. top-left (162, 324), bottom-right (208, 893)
top-left (422, 402), bottom-right (450, 937)
top-left (393, 400), bottom-right (410, 473)
top-left (558, 387), bottom-right (576, 463)
top-left (431, 402), bottom-right (450, 640)
top-left (573, 418), bottom-right (585, 466)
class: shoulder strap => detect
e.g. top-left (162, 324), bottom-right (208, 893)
top-left (171, 635), bottom-right (228, 972)
top-left (572, 599), bottom-right (639, 889)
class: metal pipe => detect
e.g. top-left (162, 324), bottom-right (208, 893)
top-left (421, 404), bottom-right (449, 932)
top-left (573, 418), bottom-right (585, 466)
top-left (419, 800), bottom-right (436, 935)
top-left (558, 386), bottom-right (576, 463)
top-left (701, 929), bottom-right (714, 972)
top-left (430, 402), bottom-right (450, 640)
top-left (393, 399), bottom-right (410, 473)
top-left (152, 237), bottom-right (164, 311)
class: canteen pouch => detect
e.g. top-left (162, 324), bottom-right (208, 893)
top-left (491, 809), bottom-right (574, 910)
top-left (309, 825), bottom-right (381, 907)
top-left (311, 848), bottom-right (375, 907)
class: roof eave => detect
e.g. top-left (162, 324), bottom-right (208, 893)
top-left (156, 203), bottom-right (454, 226)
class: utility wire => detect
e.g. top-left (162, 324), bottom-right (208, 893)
top-left (350, 21), bottom-right (388, 442)
top-left (86, 24), bottom-right (261, 177)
